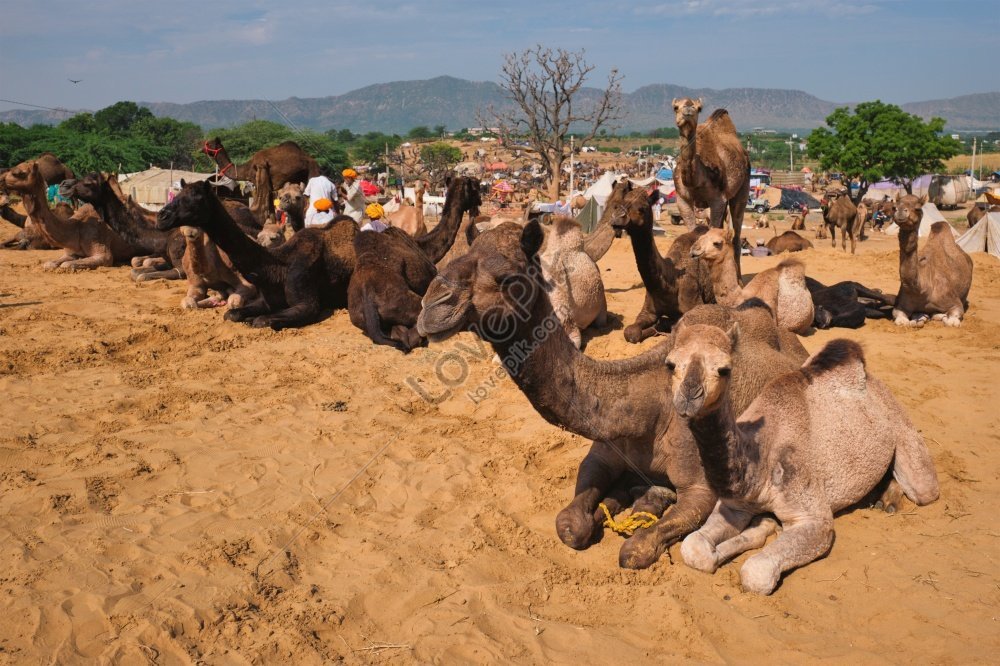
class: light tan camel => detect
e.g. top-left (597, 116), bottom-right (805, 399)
top-left (691, 226), bottom-right (814, 334)
top-left (788, 213), bottom-right (805, 230)
top-left (2, 161), bottom-right (133, 269)
top-left (766, 230), bottom-right (813, 254)
top-left (539, 215), bottom-right (608, 349)
top-left (179, 226), bottom-right (258, 309)
top-left (672, 98), bottom-right (750, 275)
top-left (276, 182), bottom-right (306, 232)
top-left (670, 327), bottom-right (939, 594)
top-left (385, 180), bottom-right (428, 236)
top-left (892, 194), bottom-right (973, 327)
top-left (822, 189), bottom-right (861, 253)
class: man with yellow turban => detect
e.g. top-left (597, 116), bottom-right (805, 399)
top-left (341, 168), bottom-right (367, 224)
top-left (360, 202), bottom-right (388, 233)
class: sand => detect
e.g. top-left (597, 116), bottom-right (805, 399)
top-left (0, 213), bottom-right (998, 664)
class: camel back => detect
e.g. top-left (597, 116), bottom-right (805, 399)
top-left (695, 110), bottom-right (747, 179)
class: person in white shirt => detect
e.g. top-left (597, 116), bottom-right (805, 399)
top-left (309, 198), bottom-right (336, 226)
top-left (303, 174), bottom-right (338, 228)
top-left (341, 168), bottom-right (368, 223)
top-left (360, 203), bottom-right (388, 233)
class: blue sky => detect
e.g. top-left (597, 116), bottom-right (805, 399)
top-left (0, 0), bottom-right (996, 114)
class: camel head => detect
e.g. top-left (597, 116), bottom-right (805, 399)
top-left (666, 322), bottom-right (738, 418)
top-left (257, 224), bottom-right (285, 248)
top-left (893, 194), bottom-right (925, 231)
top-left (444, 175), bottom-right (483, 218)
top-left (672, 97), bottom-right (703, 131)
top-left (180, 225), bottom-right (202, 241)
top-left (277, 182), bottom-right (305, 214)
top-left (417, 220), bottom-right (544, 343)
top-left (690, 225), bottom-right (734, 262)
top-left (156, 179), bottom-right (215, 231)
top-left (202, 137), bottom-right (224, 156)
top-left (1, 161), bottom-right (44, 194)
top-left (608, 182), bottom-right (659, 238)
top-left (62, 171), bottom-right (107, 205)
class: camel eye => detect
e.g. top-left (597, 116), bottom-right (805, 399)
top-left (665, 360), bottom-right (676, 371)
top-left (718, 366), bottom-right (731, 377)
top-left (713, 242), bottom-right (723, 249)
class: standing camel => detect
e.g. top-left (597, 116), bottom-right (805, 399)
top-left (822, 189), bottom-right (861, 253)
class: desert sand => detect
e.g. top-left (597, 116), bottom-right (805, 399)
top-left (0, 213), bottom-right (998, 664)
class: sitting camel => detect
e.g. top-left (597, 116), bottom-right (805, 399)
top-left (822, 189), bottom-right (861, 254)
top-left (766, 230), bottom-right (813, 254)
top-left (179, 226), bottom-right (258, 310)
top-left (2, 161), bottom-right (133, 269)
top-left (417, 220), bottom-right (808, 570)
top-left (671, 327), bottom-right (939, 594)
top-left (892, 194), bottom-right (973, 327)
top-left (539, 215), bottom-right (608, 349)
top-left (967, 204), bottom-right (999, 229)
top-left (384, 180), bottom-right (428, 236)
top-left (788, 213), bottom-right (805, 231)
top-left (806, 277), bottom-right (894, 329)
top-left (256, 223), bottom-right (287, 248)
top-left (0, 193), bottom-right (58, 250)
top-left (691, 226), bottom-right (814, 334)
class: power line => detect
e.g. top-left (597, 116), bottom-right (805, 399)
top-left (0, 98), bottom-right (76, 115)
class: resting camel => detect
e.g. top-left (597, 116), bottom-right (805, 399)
top-left (276, 181), bottom-right (306, 232)
top-left (2, 161), bottom-right (133, 269)
top-left (384, 180), bottom-right (428, 236)
top-left (179, 226), bottom-right (257, 310)
top-left (691, 226), bottom-right (814, 334)
top-left (0, 193), bottom-right (58, 250)
top-left (672, 328), bottom-right (939, 594)
top-left (822, 190), bottom-right (861, 253)
top-left (201, 137), bottom-right (320, 189)
top-left (672, 98), bottom-right (750, 276)
top-left (32, 152), bottom-right (75, 184)
top-left (807, 277), bottom-right (894, 329)
top-left (967, 204), bottom-right (999, 228)
top-left (766, 230), bottom-right (813, 254)
top-left (892, 194), bottom-right (973, 327)
top-left (435, 186), bottom-right (482, 269)
top-left (608, 183), bottom-right (713, 342)
top-left (788, 214), bottom-right (805, 231)
top-left (156, 179), bottom-right (357, 330)
top-left (347, 176), bottom-right (483, 351)
top-left (417, 221), bottom-right (807, 569)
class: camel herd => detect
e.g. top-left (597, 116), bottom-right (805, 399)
top-left (0, 97), bottom-right (976, 594)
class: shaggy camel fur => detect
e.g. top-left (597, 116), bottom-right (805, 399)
top-left (822, 190), bottom-right (861, 253)
top-left (672, 328), bottom-right (939, 594)
top-left (672, 98), bottom-right (750, 275)
top-left (2, 161), bottom-right (133, 269)
top-left (202, 137), bottom-right (319, 190)
top-left (417, 221), bottom-right (807, 569)
top-left (347, 176), bottom-right (483, 351)
top-left (276, 182), bottom-right (306, 232)
top-left (539, 215), bottom-right (608, 348)
top-left (766, 230), bottom-right (813, 254)
top-left (179, 226), bottom-right (257, 309)
top-left (608, 183), bottom-right (714, 342)
top-left (385, 180), bottom-right (428, 236)
top-left (691, 226), bottom-right (814, 334)
top-left (806, 277), bottom-right (894, 329)
top-left (892, 194), bottom-right (974, 327)
top-left (156, 180), bottom-right (357, 330)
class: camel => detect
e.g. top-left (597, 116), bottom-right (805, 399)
top-left (201, 138), bottom-right (320, 190)
top-left (0, 193), bottom-right (58, 250)
top-left (276, 182), bottom-right (306, 232)
top-left (766, 230), bottom-right (813, 254)
top-left (384, 180), bottom-right (428, 236)
top-left (807, 277), bottom-right (895, 329)
top-left (855, 201), bottom-right (869, 240)
top-left (156, 179), bottom-right (357, 330)
top-left (256, 223), bottom-right (287, 248)
top-left (2, 161), bottom-right (133, 269)
top-left (538, 215), bottom-right (608, 349)
top-left (33, 152), bottom-right (75, 184)
top-left (815, 224), bottom-right (829, 240)
top-left (822, 189), bottom-right (861, 253)
top-left (347, 176), bottom-right (483, 351)
top-left (967, 204), bottom-right (999, 228)
top-left (249, 161), bottom-right (277, 228)
top-left (753, 213), bottom-right (769, 229)
top-left (672, 328), bottom-right (939, 594)
top-left (179, 226), bottom-right (258, 310)
top-left (672, 98), bottom-right (750, 275)
top-left (691, 226), bottom-right (814, 334)
top-left (892, 194), bottom-right (973, 327)
top-left (435, 190), bottom-right (481, 269)
top-left (417, 220), bottom-right (807, 569)
top-left (609, 183), bottom-right (715, 342)
top-left (788, 213), bottom-right (805, 231)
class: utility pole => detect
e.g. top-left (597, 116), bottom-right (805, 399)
top-left (970, 137), bottom-right (977, 185)
top-left (569, 135), bottom-right (575, 196)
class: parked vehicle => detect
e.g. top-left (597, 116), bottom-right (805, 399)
top-left (747, 196), bottom-right (771, 214)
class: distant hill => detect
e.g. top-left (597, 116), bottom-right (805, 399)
top-left (2, 76), bottom-right (997, 132)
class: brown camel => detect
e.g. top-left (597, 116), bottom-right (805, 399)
top-left (691, 226), bottom-right (814, 334)
top-left (0, 193), bottom-right (58, 250)
top-left (892, 194), bottom-right (973, 327)
top-left (608, 183), bottom-right (714, 343)
top-left (249, 161), bottom-right (276, 228)
top-left (417, 220), bottom-right (807, 569)
top-left (435, 187), bottom-right (481, 269)
top-left (156, 179), bottom-right (357, 330)
top-left (256, 223), bottom-right (287, 248)
top-left (672, 328), bottom-right (939, 594)
top-left (967, 204), bottom-right (999, 228)
top-left (347, 176), bottom-right (483, 351)
top-left (385, 180), bottom-right (428, 236)
top-left (788, 213), bottom-right (805, 231)
top-left (276, 181), bottom-right (306, 232)
top-left (33, 152), bottom-right (75, 184)
top-left (179, 226), bottom-right (258, 310)
top-left (2, 161), bottom-right (133, 269)
top-left (766, 230), bottom-right (813, 254)
top-left (822, 189), bottom-right (861, 253)
top-left (201, 137), bottom-right (320, 189)
top-left (672, 98), bottom-right (750, 275)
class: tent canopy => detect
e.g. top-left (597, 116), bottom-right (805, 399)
top-left (956, 211), bottom-right (1000, 257)
top-left (583, 172), bottom-right (623, 206)
top-left (885, 202), bottom-right (957, 238)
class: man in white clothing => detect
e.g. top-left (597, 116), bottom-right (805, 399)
top-left (303, 174), bottom-right (338, 227)
top-left (341, 168), bottom-right (368, 223)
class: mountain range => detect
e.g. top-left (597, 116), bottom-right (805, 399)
top-left (3, 76), bottom-right (998, 133)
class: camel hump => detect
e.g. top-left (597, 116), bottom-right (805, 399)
top-left (707, 108), bottom-right (738, 133)
top-left (801, 339), bottom-right (867, 390)
top-left (928, 221), bottom-right (952, 237)
top-left (709, 108), bottom-right (729, 122)
top-left (737, 297), bottom-right (772, 315)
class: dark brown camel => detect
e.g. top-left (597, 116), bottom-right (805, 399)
top-left (607, 182), bottom-right (713, 343)
top-left (348, 176), bottom-right (483, 352)
top-left (417, 221), bottom-right (807, 569)
top-left (822, 189), bottom-right (861, 253)
top-left (202, 138), bottom-right (320, 190)
top-left (766, 230), bottom-right (813, 254)
top-left (156, 179), bottom-right (356, 330)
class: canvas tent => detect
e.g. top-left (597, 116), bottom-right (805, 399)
top-left (575, 196), bottom-right (601, 234)
top-left (956, 211), bottom-right (1000, 258)
top-left (118, 167), bottom-right (214, 207)
top-left (885, 202), bottom-right (958, 238)
top-left (583, 172), bottom-right (623, 206)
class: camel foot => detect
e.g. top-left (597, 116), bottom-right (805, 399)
top-left (618, 531), bottom-right (668, 569)
top-left (132, 270), bottom-right (154, 282)
top-left (941, 314), bottom-right (963, 328)
top-left (630, 485), bottom-right (676, 516)
top-left (42, 260), bottom-right (62, 270)
top-left (680, 531), bottom-right (720, 573)
top-left (180, 297), bottom-right (197, 309)
top-left (740, 553), bottom-right (781, 595)
top-left (555, 505), bottom-right (600, 550)
top-left (224, 309), bottom-right (249, 322)
top-left (226, 294), bottom-right (244, 309)
top-left (250, 316), bottom-right (273, 329)
top-left (623, 324), bottom-right (645, 344)
top-left (875, 480), bottom-right (905, 514)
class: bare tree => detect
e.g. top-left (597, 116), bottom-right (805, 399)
top-left (484, 46), bottom-right (624, 201)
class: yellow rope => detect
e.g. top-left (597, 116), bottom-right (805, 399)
top-left (599, 502), bottom-right (659, 536)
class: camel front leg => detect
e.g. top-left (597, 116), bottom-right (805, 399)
top-left (828, 224), bottom-right (836, 248)
top-left (181, 283), bottom-right (207, 309)
top-left (892, 308), bottom-right (927, 328)
top-left (675, 196), bottom-right (699, 230)
top-left (43, 253), bottom-right (77, 270)
top-left (62, 250), bottom-right (114, 270)
top-left (555, 442), bottom-right (626, 550)
top-left (680, 502), bottom-right (756, 572)
top-left (739, 513), bottom-right (834, 595)
top-left (617, 483), bottom-right (717, 569)
top-left (624, 296), bottom-right (659, 344)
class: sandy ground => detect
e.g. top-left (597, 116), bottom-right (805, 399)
top-left (0, 212), bottom-right (998, 664)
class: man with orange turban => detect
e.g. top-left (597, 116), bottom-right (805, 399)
top-left (360, 202), bottom-right (388, 233)
top-left (341, 168), bottom-right (367, 223)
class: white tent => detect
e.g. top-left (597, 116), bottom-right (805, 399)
top-left (956, 211), bottom-right (1000, 258)
top-left (884, 202), bottom-right (957, 238)
top-left (583, 172), bottom-right (623, 206)
top-left (118, 167), bottom-right (214, 206)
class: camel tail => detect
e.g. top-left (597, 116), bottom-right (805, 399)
top-left (361, 290), bottom-right (407, 352)
top-left (801, 339), bottom-right (866, 387)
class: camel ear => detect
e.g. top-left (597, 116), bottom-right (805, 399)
top-left (648, 189), bottom-right (660, 207)
top-left (726, 322), bottom-right (740, 350)
top-left (916, 195), bottom-right (927, 206)
top-left (521, 219), bottom-right (544, 261)
top-left (723, 222), bottom-right (734, 244)
top-left (179, 179), bottom-right (187, 188)
top-left (671, 98), bottom-right (679, 110)
top-left (695, 97), bottom-right (703, 110)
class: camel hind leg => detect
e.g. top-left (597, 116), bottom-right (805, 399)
top-left (740, 513), bottom-right (834, 595)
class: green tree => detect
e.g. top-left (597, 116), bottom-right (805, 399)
top-left (94, 101), bottom-right (153, 134)
top-left (807, 101), bottom-right (962, 200)
top-left (60, 113), bottom-right (97, 134)
top-left (408, 126), bottom-right (433, 139)
top-left (419, 142), bottom-right (462, 186)
top-left (433, 124), bottom-right (447, 138)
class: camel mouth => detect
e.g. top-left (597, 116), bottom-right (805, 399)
top-left (417, 318), bottom-right (464, 342)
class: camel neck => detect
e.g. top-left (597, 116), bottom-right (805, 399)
top-left (704, 252), bottom-right (743, 306)
top-left (196, 197), bottom-right (277, 273)
top-left (678, 127), bottom-right (699, 181)
top-left (626, 209), bottom-right (673, 291)
top-left (0, 204), bottom-right (26, 227)
top-left (95, 186), bottom-right (147, 250)
top-left (19, 182), bottom-right (76, 247)
top-left (897, 226), bottom-right (920, 289)
top-left (687, 396), bottom-right (756, 498)
top-left (416, 189), bottom-right (466, 264)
